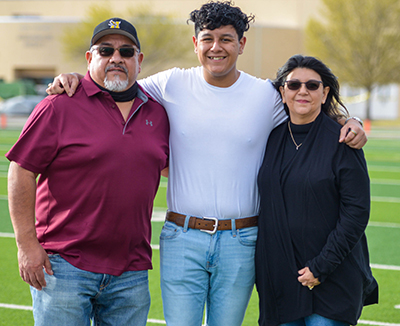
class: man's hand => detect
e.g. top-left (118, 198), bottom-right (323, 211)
top-left (17, 240), bottom-right (53, 290)
top-left (339, 119), bottom-right (367, 149)
top-left (46, 73), bottom-right (83, 97)
top-left (8, 162), bottom-right (53, 290)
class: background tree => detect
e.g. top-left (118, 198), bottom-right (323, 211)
top-left (62, 5), bottom-right (117, 64)
top-left (62, 3), bottom-right (195, 77)
top-left (305, 0), bottom-right (400, 120)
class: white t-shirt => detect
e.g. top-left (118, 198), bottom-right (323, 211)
top-left (139, 66), bottom-right (287, 219)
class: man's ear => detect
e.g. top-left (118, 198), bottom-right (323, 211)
top-left (137, 52), bottom-right (144, 73)
top-left (238, 36), bottom-right (246, 55)
top-left (85, 51), bottom-right (92, 65)
top-left (192, 35), bottom-right (198, 54)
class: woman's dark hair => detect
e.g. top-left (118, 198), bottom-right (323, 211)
top-left (188, 1), bottom-right (255, 40)
top-left (273, 54), bottom-right (348, 120)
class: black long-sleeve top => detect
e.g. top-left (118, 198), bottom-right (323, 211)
top-left (255, 112), bottom-right (378, 326)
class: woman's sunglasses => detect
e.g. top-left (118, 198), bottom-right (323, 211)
top-left (91, 46), bottom-right (137, 58)
top-left (284, 80), bottom-right (323, 91)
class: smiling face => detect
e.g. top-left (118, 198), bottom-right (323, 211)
top-left (86, 34), bottom-right (144, 91)
top-left (193, 25), bottom-right (246, 87)
top-left (280, 68), bottom-right (330, 124)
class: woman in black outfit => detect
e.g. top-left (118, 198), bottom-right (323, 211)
top-left (255, 55), bottom-right (378, 326)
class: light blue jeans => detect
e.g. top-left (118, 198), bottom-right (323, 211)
top-left (280, 314), bottom-right (350, 326)
top-left (160, 217), bottom-right (257, 326)
top-left (30, 254), bottom-right (150, 326)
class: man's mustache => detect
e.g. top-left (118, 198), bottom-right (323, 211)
top-left (105, 65), bottom-right (128, 75)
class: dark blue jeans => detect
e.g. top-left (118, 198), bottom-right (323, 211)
top-left (280, 314), bottom-right (349, 326)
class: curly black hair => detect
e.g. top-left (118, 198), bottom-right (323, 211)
top-left (188, 1), bottom-right (255, 40)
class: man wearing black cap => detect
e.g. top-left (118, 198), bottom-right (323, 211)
top-left (6, 18), bottom-right (169, 326)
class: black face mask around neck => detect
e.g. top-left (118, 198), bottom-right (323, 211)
top-left (93, 80), bottom-right (139, 102)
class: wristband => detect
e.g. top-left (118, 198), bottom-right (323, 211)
top-left (345, 116), bottom-right (363, 128)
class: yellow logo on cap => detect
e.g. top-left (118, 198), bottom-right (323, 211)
top-left (108, 20), bottom-right (121, 29)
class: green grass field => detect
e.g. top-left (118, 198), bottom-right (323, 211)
top-left (1, 124), bottom-right (400, 326)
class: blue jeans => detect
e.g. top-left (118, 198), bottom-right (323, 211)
top-left (160, 217), bottom-right (257, 326)
top-left (280, 314), bottom-right (350, 326)
top-left (30, 254), bottom-right (150, 326)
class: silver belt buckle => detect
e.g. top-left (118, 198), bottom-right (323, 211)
top-left (200, 217), bottom-right (218, 235)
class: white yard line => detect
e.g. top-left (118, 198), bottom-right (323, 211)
top-left (358, 320), bottom-right (400, 326)
top-left (371, 196), bottom-right (400, 203)
top-left (369, 221), bottom-right (400, 228)
top-left (0, 303), bottom-right (32, 311)
top-left (370, 264), bottom-right (400, 271)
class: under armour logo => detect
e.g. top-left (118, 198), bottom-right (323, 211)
top-left (146, 120), bottom-right (153, 126)
top-left (108, 20), bottom-right (121, 29)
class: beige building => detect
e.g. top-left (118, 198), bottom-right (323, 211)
top-left (0, 0), bottom-right (322, 84)
top-left (1, 0), bottom-right (398, 119)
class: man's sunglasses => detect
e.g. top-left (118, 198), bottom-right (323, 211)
top-left (92, 46), bottom-right (137, 58)
top-left (284, 80), bottom-right (323, 91)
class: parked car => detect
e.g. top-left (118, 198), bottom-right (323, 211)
top-left (0, 95), bottom-right (45, 116)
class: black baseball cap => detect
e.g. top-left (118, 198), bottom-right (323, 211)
top-left (90, 18), bottom-right (140, 50)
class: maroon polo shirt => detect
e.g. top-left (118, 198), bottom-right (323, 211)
top-left (6, 73), bottom-right (169, 275)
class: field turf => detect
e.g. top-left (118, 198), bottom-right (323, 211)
top-left (1, 124), bottom-right (400, 325)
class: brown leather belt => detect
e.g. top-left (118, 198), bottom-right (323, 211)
top-left (166, 211), bottom-right (258, 235)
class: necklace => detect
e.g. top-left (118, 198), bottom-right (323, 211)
top-left (288, 121), bottom-right (302, 150)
